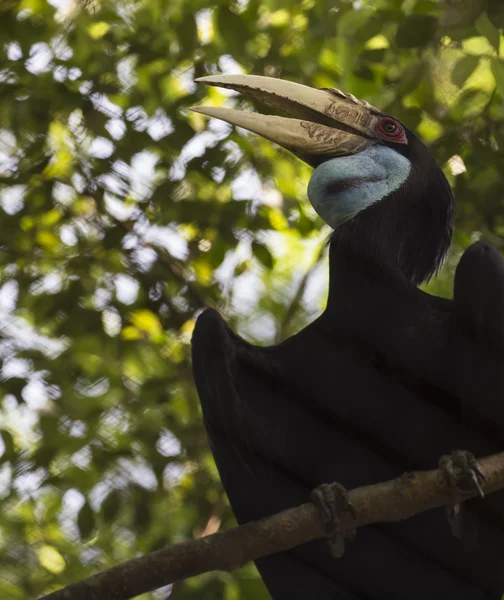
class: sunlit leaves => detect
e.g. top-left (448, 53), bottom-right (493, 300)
top-left (36, 545), bottom-right (66, 574)
top-left (1, 0), bottom-right (504, 599)
top-left (128, 309), bottom-right (163, 340)
top-left (451, 55), bottom-right (480, 87)
top-left (87, 22), bottom-right (111, 40)
top-left (101, 489), bottom-right (122, 522)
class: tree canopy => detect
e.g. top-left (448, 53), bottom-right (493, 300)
top-left (0, 0), bottom-right (503, 598)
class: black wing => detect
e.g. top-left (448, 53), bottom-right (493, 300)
top-left (454, 240), bottom-right (504, 407)
top-left (454, 240), bottom-right (504, 346)
top-left (192, 306), bottom-right (504, 600)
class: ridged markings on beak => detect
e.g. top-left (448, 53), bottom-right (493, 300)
top-left (194, 74), bottom-right (380, 138)
top-left (190, 106), bottom-right (370, 159)
top-left (192, 74), bottom-right (381, 162)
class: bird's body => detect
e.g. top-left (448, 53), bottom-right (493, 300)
top-left (191, 75), bottom-right (504, 599)
top-left (193, 243), bottom-right (504, 600)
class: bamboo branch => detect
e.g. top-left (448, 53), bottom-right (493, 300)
top-left (40, 451), bottom-right (504, 600)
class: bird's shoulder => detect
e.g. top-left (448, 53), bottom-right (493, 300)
top-left (454, 240), bottom-right (504, 347)
top-left (192, 308), bottom-right (278, 375)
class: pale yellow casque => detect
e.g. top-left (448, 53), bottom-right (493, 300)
top-left (191, 74), bottom-right (381, 165)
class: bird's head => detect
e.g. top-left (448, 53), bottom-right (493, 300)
top-left (192, 75), bottom-right (454, 285)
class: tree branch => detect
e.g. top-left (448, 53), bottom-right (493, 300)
top-left (40, 451), bottom-right (504, 600)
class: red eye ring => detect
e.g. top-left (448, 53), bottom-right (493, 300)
top-left (376, 118), bottom-right (407, 144)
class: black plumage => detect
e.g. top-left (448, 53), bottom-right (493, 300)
top-left (191, 76), bottom-right (504, 600)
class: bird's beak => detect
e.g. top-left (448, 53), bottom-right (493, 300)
top-left (191, 74), bottom-right (381, 166)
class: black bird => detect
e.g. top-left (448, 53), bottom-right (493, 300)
top-left (191, 75), bottom-right (504, 600)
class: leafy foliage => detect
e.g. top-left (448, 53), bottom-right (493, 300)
top-left (0, 0), bottom-right (503, 597)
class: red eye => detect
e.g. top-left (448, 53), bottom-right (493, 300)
top-left (376, 118), bottom-right (407, 144)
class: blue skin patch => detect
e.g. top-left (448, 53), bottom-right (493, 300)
top-left (307, 145), bottom-right (412, 228)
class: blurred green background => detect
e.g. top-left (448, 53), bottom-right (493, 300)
top-left (1, 0), bottom-right (504, 598)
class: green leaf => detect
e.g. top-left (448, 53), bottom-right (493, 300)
top-left (452, 88), bottom-right (490, 120)
top-left (252, 241), bottom-right (274, 269)
top-left (355, 17), bottom-right (382, 43)
top-left (36, 545), bottom-right (66, 575)
top-left (412, 1), bottom-right (438, 15)
top-left (215, 8), bottom-right (249, 54)
top-left (33, 445), bottom-right (59, 468)
top-left (101, 490), bottom-right (122, 522)
top-left (488, 0), bottom-right (504, 29)
top-left (451, 55), bottom-right (480, 87)
top-left (88, 22), bottom-right (111, 40)
top-left (396, 61), bottom-right (427, 95)
top-left (178, 13), bottom-right (197, 53)
top-left (39, 415), bottom-right (60, 440)
top-left (395, 15), bottom-right (438, 49)
top-left (0, 430), bottom-right (15, 463)
top-left (43, 490), bottom-right (63, 521)
top-left (133, 488), bottom-right (152, 533)
top-left (77, 501), bottom-right (96, 540)
top-left (475, 12), bottom-right (500, 53)
top-left (491, 59), bottom-right (504, 99)
top-left (4, 377), bottom-right (26, 398)
top-left (129, 309), bottom-right (163, 338)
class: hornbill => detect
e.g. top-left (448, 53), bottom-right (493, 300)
top-left (190, 75), bottom-right (504, 600)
